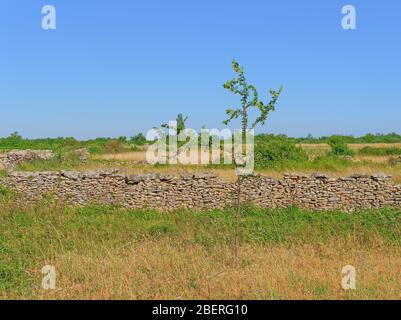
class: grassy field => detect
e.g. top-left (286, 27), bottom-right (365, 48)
top-left (2, 135), bottom-right (401, 300)
top-left (11, 145), bottom-right (401, 183)
top-left (1, 193), bottom-right (400, 300)
top-left (2, 133), bottom-right (401, 183)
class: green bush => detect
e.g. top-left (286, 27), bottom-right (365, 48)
top-left (255, 140), bottom-right (308, 168)
top-left (86, 145), bottom-right (102, 154)
top-left (130, 133), bottom-right (147, 146)
top-left (358, 133), bottom-right (401, 144)
top-left (328, 138), bottom-right (354, 157)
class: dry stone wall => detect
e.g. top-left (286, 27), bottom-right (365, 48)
top-left (0, 150), bottom-right (54, 170)
top-left (2, 170), bottom-right (401, 212)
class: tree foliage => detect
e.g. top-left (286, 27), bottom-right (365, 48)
top-left (223, 60), bottom-right (283, 136)
top-left (162, 113), bottom-right (188, 136)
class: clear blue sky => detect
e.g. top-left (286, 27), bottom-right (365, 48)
top-left (1, 0), bottom-right (400, 139)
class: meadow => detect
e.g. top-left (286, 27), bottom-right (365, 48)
top-left (1, 132), bottom-right (401, 300)
top-left (0, 194), bottom-right (400, 300)
top-left (4, 132), bottom-right (401, 183)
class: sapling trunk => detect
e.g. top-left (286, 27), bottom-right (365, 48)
top-left (222, 60), bottom-right (282, 266)
top-left (234, 175), bottom-right (242, 264)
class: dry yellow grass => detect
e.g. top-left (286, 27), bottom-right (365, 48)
top-left (93, 151), bottom-right (148, 162)
top-left (349, 143), bottom-right (401, 150)
top-left (354, 155), bottom-right (392, 163)
top-left (297, 143), bottom-right (401, 151)
top-left (297, 143), bottom-right (332, 151)
top-left (12, 240), bottom-right (401, 300)
top-left (94, 150), bottom-right (224, 164)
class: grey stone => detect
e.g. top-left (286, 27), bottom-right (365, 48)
top-left (311, 173), bottom-right (330, 179)
top-left (61, 171), bottom-right (81, 180)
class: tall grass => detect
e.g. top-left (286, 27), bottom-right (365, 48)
top-left (0, 198), bottom-right (400, 299)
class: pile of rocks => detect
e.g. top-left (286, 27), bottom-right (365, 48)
top-left (2, 170), bottom-right (401, 212)
top-left (0, 150), bottom-right (54, 170)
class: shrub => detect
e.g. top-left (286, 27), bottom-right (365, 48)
top-left (255, 140), bottom-right (308, 168)
top-left (86, 145), bottom-right (102, 154)
top-left (359, 133), bottom-right (401, 144)
top-left (328, 138), bottom-right (354, 157)
top-left (130, 133), bottom-right (147, 146)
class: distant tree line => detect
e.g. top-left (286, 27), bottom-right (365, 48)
top-left (256, 132), bottom-right (401, 144)
top-left (2, 132), bottom-right (401, 155)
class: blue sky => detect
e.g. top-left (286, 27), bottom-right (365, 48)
top-left (1, 0), bottom-right (400, 139)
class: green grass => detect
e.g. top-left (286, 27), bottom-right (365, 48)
top-left (255, 155), bottom-right (358, 172)
top-left (15, 154), bottom-right (83, 172)
top-left (0, 197), bottom-right (400, 296)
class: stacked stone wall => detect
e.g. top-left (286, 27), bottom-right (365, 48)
top-left (0, 150), bottom-right (54, 170)
top-left (2, 170), bottom-right (401, 212)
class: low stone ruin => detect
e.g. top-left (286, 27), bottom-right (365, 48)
top-left (0, 150), bottom-right (54, 170)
